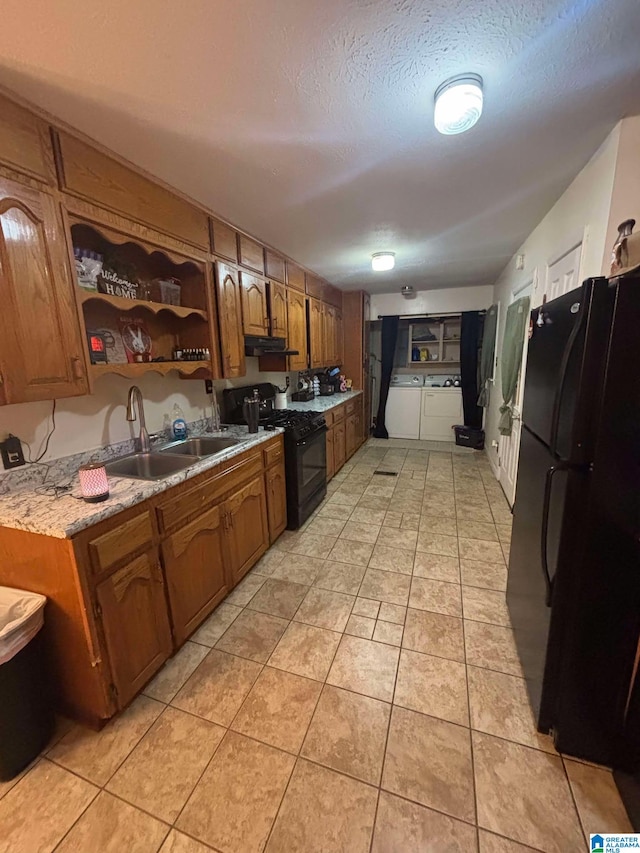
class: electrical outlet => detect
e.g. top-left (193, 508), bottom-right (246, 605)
top-left (204, 379), bottom-right (213, 394)
top-left (0, 435), bottom-right (25, 469)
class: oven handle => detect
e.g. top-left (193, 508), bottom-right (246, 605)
top-left (296, 425), bottom-right (327, 446)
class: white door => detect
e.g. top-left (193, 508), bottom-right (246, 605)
top-left (498, 282), bottom-right (533, 506)
top-left (544, 243), bottom-right (582, 302)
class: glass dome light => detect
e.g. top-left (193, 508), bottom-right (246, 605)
top-left (434, 73), bottom-right (483, 135)
top-left (371, 252), bottom-right (395, 271)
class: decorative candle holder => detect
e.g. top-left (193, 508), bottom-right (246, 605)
top-left (78, 462), bottom-right (110, 503)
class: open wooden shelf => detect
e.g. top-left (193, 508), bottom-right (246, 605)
top-left (90, 360), bottom-right (210, 379)
top-left (79, 289), bottom-right (208, 321)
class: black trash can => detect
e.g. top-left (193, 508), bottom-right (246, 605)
top-left (0, 587), bottom-right (53, 781)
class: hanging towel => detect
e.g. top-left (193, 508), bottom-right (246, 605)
top-left (477, 303), bottom-right (498, 407)
top-left (498, 296), bottom-right (530, 436)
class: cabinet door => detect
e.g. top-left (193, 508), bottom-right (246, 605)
top-left (346, 414), bottom-right (357, 459)
top-left (323, 304), bottom-right (336, 365)
top-left (334, 422), bottom-right (346, 472)
top-left (287, 289), bottom-right (308, 371)
top-left (96, 551), bottom-right (172, 708)
top-left (240, 272), bottom-right (269, 336)
top-left (215, 261), bottom-right (246, 378)
top-left (309, 298), bottom-right (325, 368)
top-left (270, 281), bottom-right (288, 339)
top-left (265, 462), bottom-right (287, 543)
top-left (0, 179), bottom-right (88, 404)
top-left (223, 475), bottom-right (269, 585)
top-left (335, 309), bottom-right (344, 365)
top-left (161, 505), bottom-right (229, 646)
top-left (326, 427), bottom-right (335, 481)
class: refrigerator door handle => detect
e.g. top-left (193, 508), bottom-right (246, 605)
top-left (541, 463), bottom-right (571, 606)
top-left (549, 295), bottom-right (587, 457)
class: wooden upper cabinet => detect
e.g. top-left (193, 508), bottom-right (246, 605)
top-left (335, 308), bottom-right (344, 365)
top-left (270, 281), bottom-right (287, 339)
top-left (306, 274), bottom-right (325, 300)
top-left (0, 94), bottom-right (54, 184)
top-left (56, 132), bottom-right (209, 249)
top-left (214, 261), bottom-right (246, 378)
top-left (287, 289), bottom-right (308, 371)
top-left (238, 234), bottom-right (265, 274)
top-left (222, 475), bottom-right (269, 585)
top-left (286, 260), bottom-right (305, 292)
top-left (309, 297), bottom-right (325, 369)
top-left (240, 272), bottom-right (269, 336)
top-left (323, 304), bottom-right (337, 366)
top-left (324, 284), bottom-right (343, 309)
top-left (0, 178), bottom-right (88, 404)
top-left (210, 218), bottom-right (238, 262)
top-left (265, 249), bottom-right (285, 283)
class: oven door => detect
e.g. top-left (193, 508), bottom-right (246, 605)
top-left (294, 427), bottom-right (327, 506)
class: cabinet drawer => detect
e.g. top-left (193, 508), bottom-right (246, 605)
top-left (238, 234), bottom-right (265, 273)
top-left (57, 132), bottom-right (209, 249)
top-left (263, 439), bottom-right (284, 468)
top-left (89, 511), bottom-right (154, 574)
top-left (333, 404), bottom-right (346, 423)
top-left (346, 398), bottom-right (360, 416)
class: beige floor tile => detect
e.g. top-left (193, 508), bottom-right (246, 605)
top-left (56, 791), bottom-right (167, 853)
top-left (177, 731), bottom-right (294, 853)
top-left (378, 527), bottom-right (418, 551)
top-left (496, 523), bottom-right (512, 545)
top-left (306, 516), bottom-right (347, 537)
top-left (345, 613), bottom-right (376, 639)
top-left (328, 634), bottom-right (400, 701)
top-left (364, 482), bottom-right (396, 498)
top-left (317, 502), bottom-right (354, 520)
top-left (565, 759), bottom-right (632, 835)
top-left (224, 573), bottom-right (266, 606)
top-left (329, 492), bottom-right (361, 507)
top-left (401, 512), bottom-right (422, 529)
top-left (468, 666), bottom-right (555, 754)
top-left (373, 620), bottom-right (404, 646)
top-left (423, 499), bottom-right (457, 518)
top-left (419, 514), bottom-right (458, 536)
top-left (463, 586), bottom-right (511, 627)
top-left (159, 830), bottom-right (213, 853)
top-left (340, 520), bottom-right (381, 544)
top-left (465, 621), bottom-right (522, 677)
top-left (0, 758), bottom-right (36, 802)
top-left (373, 791), bottom-right (478, 853)
top-left (172, 649), bottom-right (261, 725)
top-left (190, 602), bottom-right (243, 646)
top-left (378, 602), bottom-right (406, 624)
top-left (357, 495), bottom-right (392, 511)
top-left (352, 596), bottom-right (381, 618)
top-left (294, 586), bottom-right (355, 632)
top-left (313, 560), bottom-right (366, 595)
top-left (302, 685), bottom-right (390, 784)
top-left (457, 503), bottom-right (494, 523)
top-left (232, 666), bottom-right (322, 754)
top-left (478, 830), bottom-right (542, 852)
top-left (253, 549), bottom-right (286, 576)
top-left (383, 706), bottom-right (475, 822)
top-left (351, 507), bottom-right (387, 525)
top-left (266, 759), bottom-right (377, 853)
top-left (417, 531), bottom-right (459, 557)
top-left (368, 543), bottom-right (415, 574)
top-left (49, 695), bottom-right (163, 785)
top-left (245, 578), bottom-right (309, 619)
top-left (461, 558), bottom-right (508, 591)
top-left (395, 648), bottom-right (469, 725)
top-left (473, 732), bottom-right (584, 853)
top-left (270, 554), bottom-right (325, 586)
top-left (414, 552), bottom-right (461, 583)
top-left (144, 642), bottom-right (209, 703)
top-left (268, 621), bottom-right (341, 680)
top-left (409, 576), bottom-right (462, 617)
top-left (358, 568), bottom-right (411, 605)
top-left (459, 538), bottom-right (505, 564)
top-left (403, 608), bottom-right (465, 662)
top-left (383, 510), bottom-right (403, 527)
top-left (215, 609), bottom-right (289, 662)
top-left (107, 707), bottom-right (224, 822)
top-left (0, 760), bottom-right (98, 853)
top-left (463, 521), bottom-right (500, 542)
top-left (327, 538), bottom-right (375, 566)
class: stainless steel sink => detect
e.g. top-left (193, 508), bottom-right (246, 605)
top-left (157, 437), bottom-right (240, 456)
top-left (104, 452), bottom-right (200, 481)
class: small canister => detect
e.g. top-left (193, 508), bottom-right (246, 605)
top-left (78, 462), bottom-right (110, 503)
top-left (275, 392), bottom-right (288, 410)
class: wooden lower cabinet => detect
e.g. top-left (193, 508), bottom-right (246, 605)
top-left (96, 550), bottom-right (172, 709)
top-left (223, 474), bottom-right (269, 585)
top-left (346, 414), bottom-right (357, 459)
top-left (265, 462), bottom-right (287, 543)
top-left (334, 420), bottom-right (346, 471)
top-left (326, 427), bottom-right (335, 481)
top-left (161, 505), bottom-right (228, 647)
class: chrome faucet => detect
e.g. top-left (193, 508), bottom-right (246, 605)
top-left (126, 385), bottom-right (151, 453)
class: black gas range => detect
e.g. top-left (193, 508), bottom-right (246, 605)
top-left (223, 383), bottom-right (327, 529)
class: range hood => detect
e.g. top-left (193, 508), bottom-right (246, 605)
top-left (244, 335), bottom-right (299, 357)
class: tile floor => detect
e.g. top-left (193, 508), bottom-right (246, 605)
top-left (0, 439), bottom-right (633, 852)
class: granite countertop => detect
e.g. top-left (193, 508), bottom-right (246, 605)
top-left (0, 426), bottom-right (283, 540)
top-left (287, 389), bottom-right (363, 413)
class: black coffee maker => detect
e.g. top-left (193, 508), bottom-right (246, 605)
top-left (319, 366), bottom-right (341, 395)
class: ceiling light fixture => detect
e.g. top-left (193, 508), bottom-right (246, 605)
top-left (434, 73), bottom-right (483, 135)
top-left (371, 252), bottom-right (395, 272)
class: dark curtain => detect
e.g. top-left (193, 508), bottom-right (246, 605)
top-left (460, 311), bottom-right (483, 429)
top-left (372, 315), bottom-right (399, 438)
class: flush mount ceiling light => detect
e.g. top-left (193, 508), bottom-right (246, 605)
top-left (371, 252), bottom-right (395, 272)
top-left (434, 73), bottom-right (483, 135)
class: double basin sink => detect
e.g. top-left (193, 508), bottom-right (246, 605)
top-left (104, 436), bottom-right (241, 481)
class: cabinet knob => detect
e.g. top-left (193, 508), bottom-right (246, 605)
top-left (71, 356), bottom-right (85, 380)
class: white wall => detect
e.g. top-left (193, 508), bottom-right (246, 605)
top-left (484, 123), bottom-right (621, 473)
top-left (0, 361), bottom-right (289, 463)
top-left (370, 285), bottom-right (494, 318)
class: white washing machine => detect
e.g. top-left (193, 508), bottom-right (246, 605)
top-left (386, 374), bottom-right (423, 439)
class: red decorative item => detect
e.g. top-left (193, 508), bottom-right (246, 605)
top-left (118, 317), bottom-right (152, 363)
top-left (78, 462), bottom-right (109, 503)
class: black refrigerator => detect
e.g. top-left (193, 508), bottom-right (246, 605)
top-left (507, 274), bottom-right (640, 767)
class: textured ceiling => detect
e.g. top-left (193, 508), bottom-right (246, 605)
top-left (1, 0), bottom-right (639, 293)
